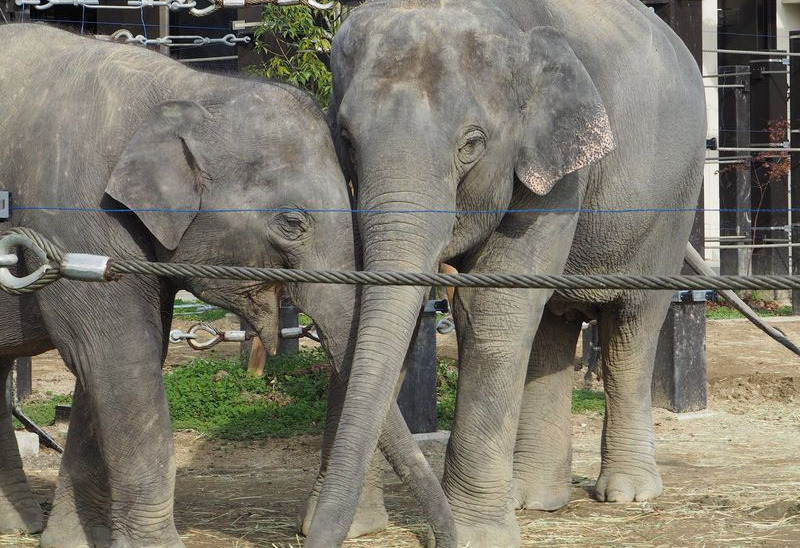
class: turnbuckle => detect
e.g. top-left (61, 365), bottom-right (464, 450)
top-left (169, 324), bottom-right (255, 350)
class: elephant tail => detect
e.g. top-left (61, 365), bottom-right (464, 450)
top-left (684, 243), bottom-right (800, 357)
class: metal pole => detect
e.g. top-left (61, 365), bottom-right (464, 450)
top-left (704, 48), bottom-right (799, 57)
top-left (158, 5), bottom-right (169, 56)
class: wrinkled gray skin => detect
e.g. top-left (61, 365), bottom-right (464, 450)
top-left (0, 24), bottom-right (452, 548)
top-left (306, 1), bottom-right (706, 547)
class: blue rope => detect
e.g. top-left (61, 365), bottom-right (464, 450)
top-left (11, 205), bottom-right (800, 216)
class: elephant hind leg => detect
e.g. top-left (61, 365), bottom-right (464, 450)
top-left (594, 296), bottom-right (668, 503)
top-left (512, 308), bottom-right (582, 511)
top-left (0, 358), bottom-right (44, 534)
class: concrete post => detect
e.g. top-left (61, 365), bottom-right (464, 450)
top-left (396, 292), bottom-right (438, 434)
top-left (652, 292), bottom-right (708, 413)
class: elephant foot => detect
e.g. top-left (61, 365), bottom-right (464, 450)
top-left (40, 510), bottom-right (108, 548)
top-left (594, 467), bottom-right (663, 503)
top-left (511, 478), bottom-right (570, 511)
top-left (107, 536), bottom-right (185, 548)
top-left (298, 489), bottom-right (389, 539)
top-left (447, 517), bottom-right (521, 548)
top-left (0, 483), bottom-right (43, 534)
top-left (43, 506), bottom-right (183, 548)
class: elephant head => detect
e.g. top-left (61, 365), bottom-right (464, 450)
top-left (103, 87), bottom-right (358, 369)
top-left (305, 1), bottom-right (615, 543)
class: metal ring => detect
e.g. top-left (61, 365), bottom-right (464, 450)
top-left (0, 233), bottom-right (51, 291)
top-left (436, 317), bottom-right (456, 335)
top-left (186, 323), bottom-right (223, 350)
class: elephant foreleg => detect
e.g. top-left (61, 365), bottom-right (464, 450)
top-left (41, 380), bottom-right (111, 548)
top-left (298, 369), bottom-right (388, 539)
top-left (40, 283), bottom-right (183, 548)
top-left (593, 295), bottom-right (669, 503)
top-left (444, 283), bottom-right (547, 548)
top-left (0, 358), bottom-right (43, 535)
top-left (512, 308), bottom-right (582, 511)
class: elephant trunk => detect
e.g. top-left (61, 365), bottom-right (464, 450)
top-left (305, 181), bottom-right (455, 546)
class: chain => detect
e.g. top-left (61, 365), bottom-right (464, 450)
top-left (4, 228), bottom-right (800, 297)
top-left (191, 0), bottom-right (336, 17)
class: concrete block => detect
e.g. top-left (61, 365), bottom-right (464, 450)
top-left (15, 431), bottom-right (39, 458)
top-left (413, 430), bottom-right (450, 452)
top-left (675, 409), bottom-right (718, 422)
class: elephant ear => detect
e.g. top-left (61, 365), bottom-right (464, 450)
top-left (515, 26), bottom-right (615, 196)
top-left (105, 101), bottom-right (210, 250)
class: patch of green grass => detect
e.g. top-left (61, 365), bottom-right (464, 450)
top-left (173, 299), bottom-right (229, 322)
top-left (436, 359), bottom-right (458, 430)
top-left (164, 349), bottom-right (330, 440)
top-left (12, 393), bottom-right (73, 430)
top-left (705, 302), bottom-right (794, 320)
top-left (571, 390), bottom-right (606, 414)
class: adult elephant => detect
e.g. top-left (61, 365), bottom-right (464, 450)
top-left (305, 1), bottom-right (705, 547)
top-left (0, 23), bottom-right (452, 548)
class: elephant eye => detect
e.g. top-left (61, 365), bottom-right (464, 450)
top-left (457, 129), bottom-right (486, 165)
top-left (270, 211), bottom-right (310, 242)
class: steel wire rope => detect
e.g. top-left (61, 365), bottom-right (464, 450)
top-left (4, 228), bottom-right (800, 296)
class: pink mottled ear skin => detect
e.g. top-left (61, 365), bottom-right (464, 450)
top-left (518, 103), bottom-right (616, 196)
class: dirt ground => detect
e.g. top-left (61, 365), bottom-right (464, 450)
top-left (5, 316), bottom-right (800, 547)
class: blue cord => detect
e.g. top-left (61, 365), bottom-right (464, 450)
top-left (11, 205), bottom-right (800, 216)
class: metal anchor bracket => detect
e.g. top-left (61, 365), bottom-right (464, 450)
top-left (0, 233), bottom-right (51, 291)
top-left (0, 191), bottom-right (9, 222)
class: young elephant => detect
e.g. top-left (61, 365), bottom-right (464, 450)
top-left (0, 23), bottom-right (450, 548)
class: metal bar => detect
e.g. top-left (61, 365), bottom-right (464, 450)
top-left (705, 84), bottom-right (746, 89)
top-left (718, 147), bottom-right (800, 152)
top-left (178, 55), bottom-right (238, 63)
top-left (708, 243), bottom-right (800, 249)
top-left (703, 72), bottom-right (751, 78)
top-left (158, 5), bottom-right (169, 56)
top-left (761, 70), bottom-right (792, 75)
top-left (231, 19), bottom-right (259, 31)
top-left (704, 48), bottom-right (800, 58)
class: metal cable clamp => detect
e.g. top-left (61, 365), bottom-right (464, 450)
top-left (280, 323), bottom-right (320, 342)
